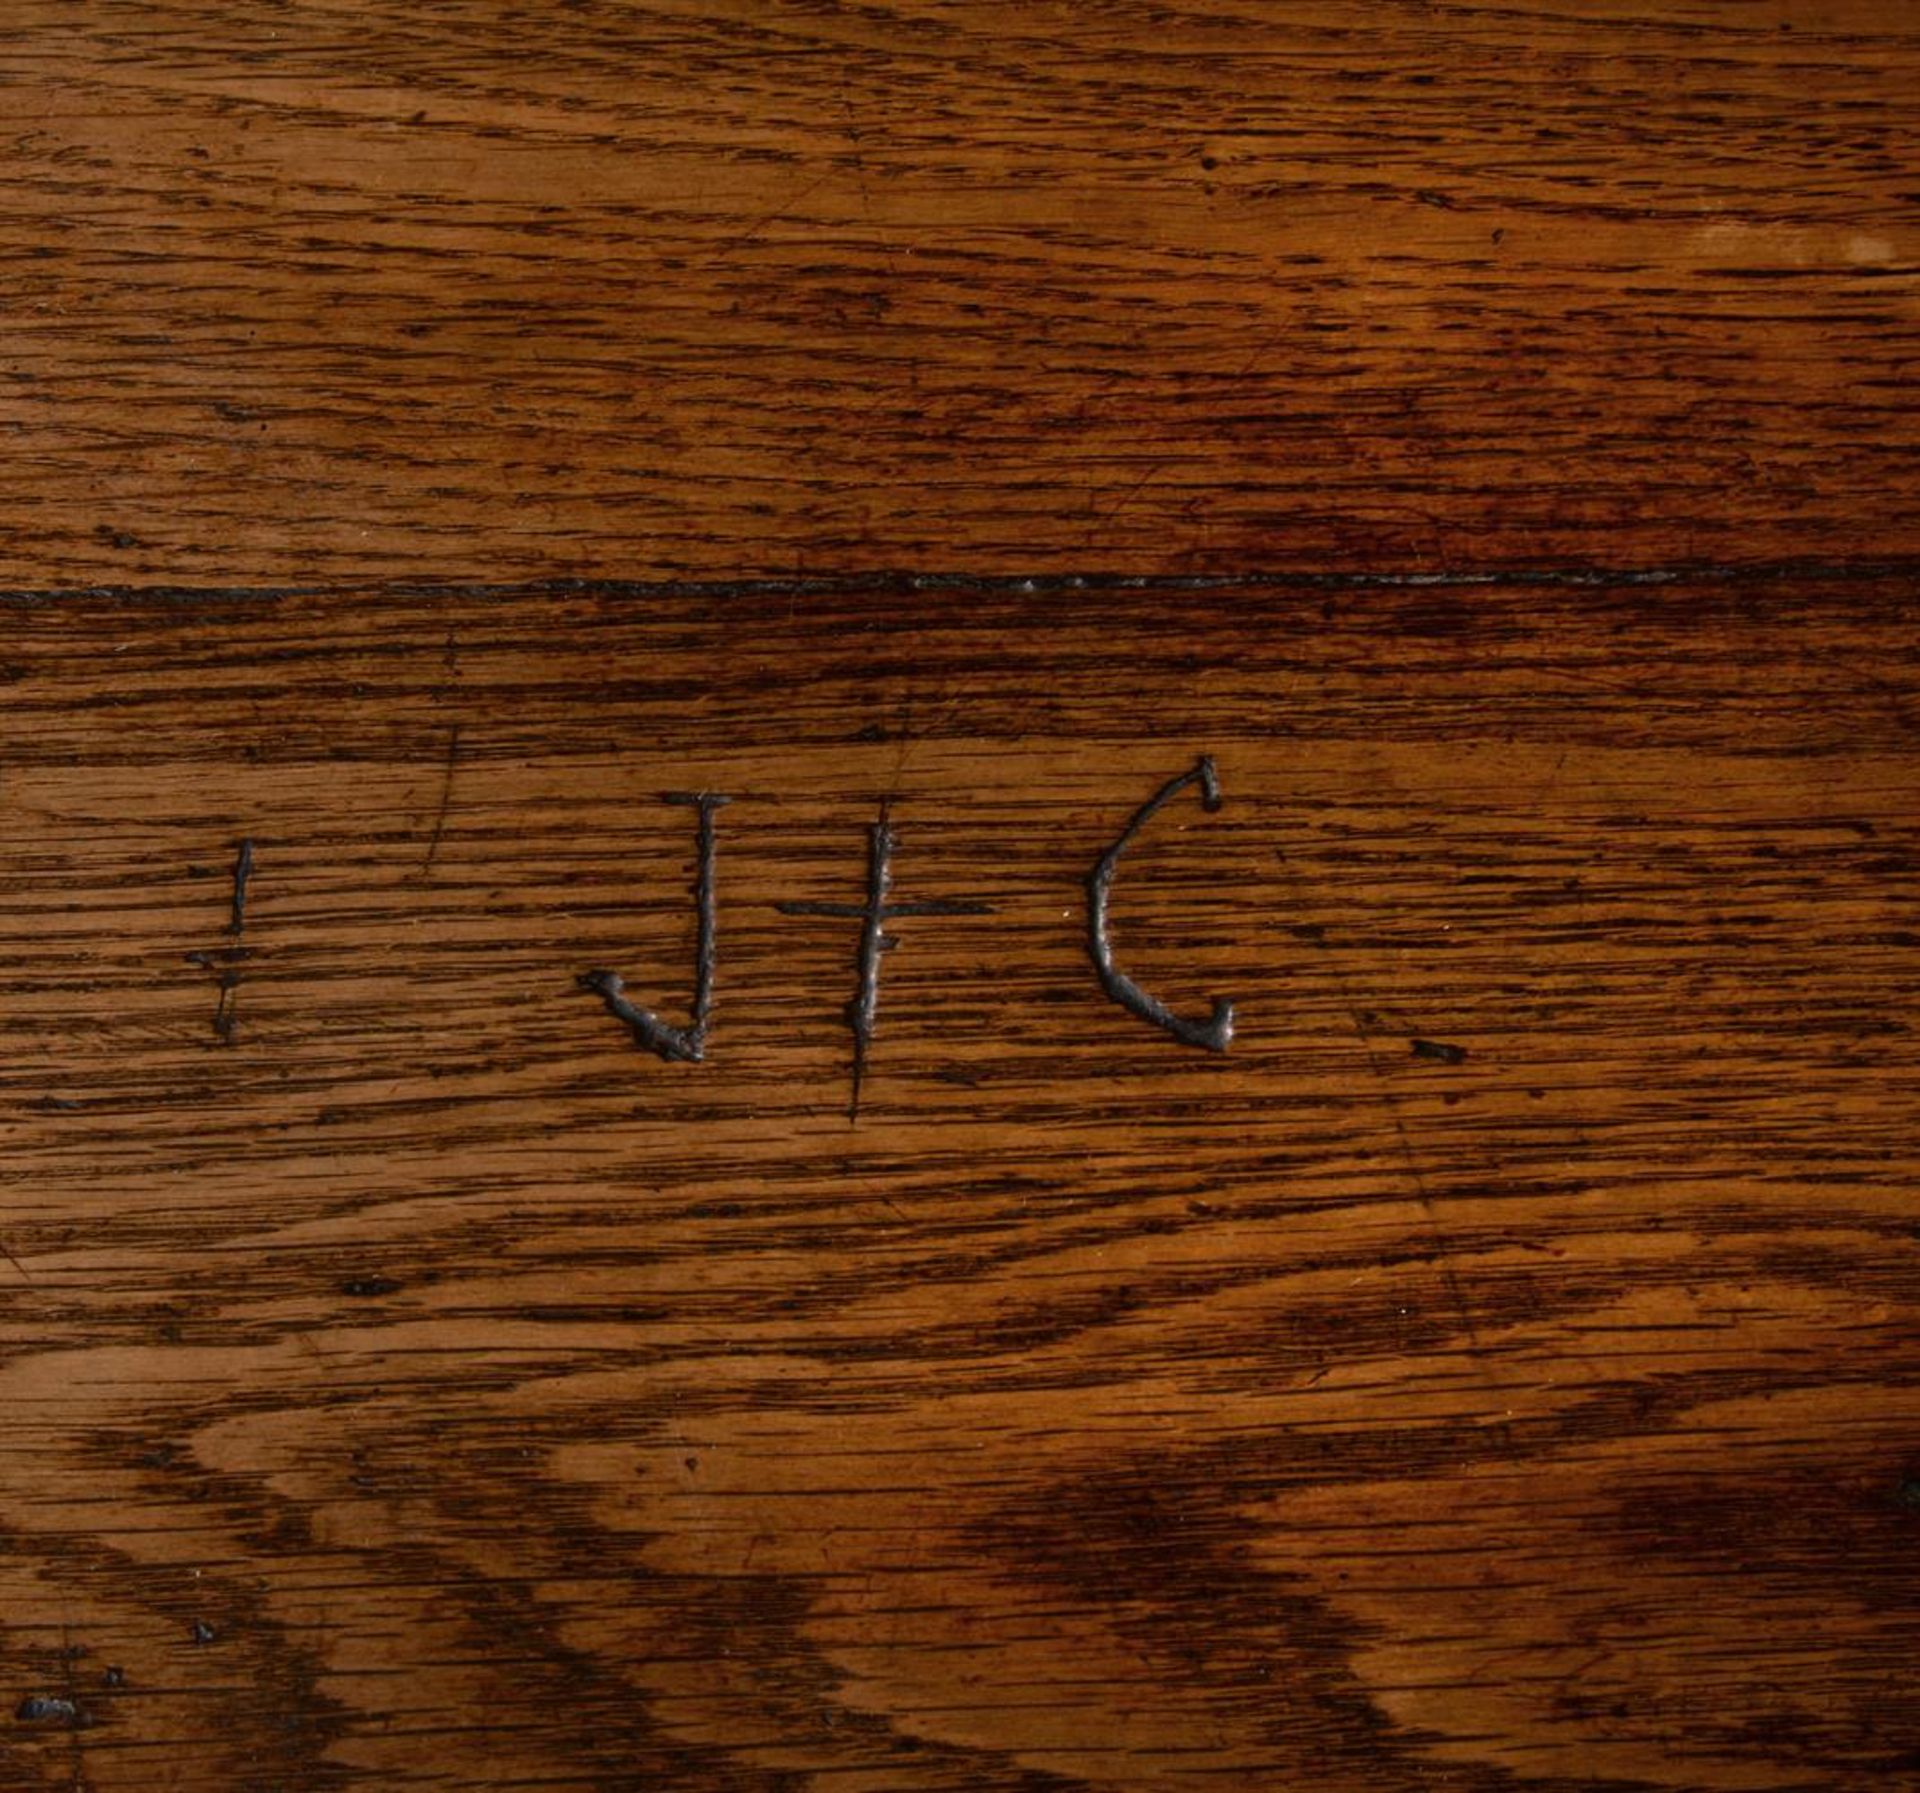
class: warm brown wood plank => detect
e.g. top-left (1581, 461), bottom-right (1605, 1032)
top-left (1, 2), bottom-right (1917, 584)
top-left (0, 576), bottom-right (1910, 1789)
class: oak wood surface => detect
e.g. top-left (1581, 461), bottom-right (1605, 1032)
top-left (0, 578), bottom-right (1913, 1789)
top-left (4, 3), bottom-right (1919, 1788)
top-left (3, 0), bottom-right (1918, 584)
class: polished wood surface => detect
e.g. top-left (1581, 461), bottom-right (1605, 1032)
top-left (2, 4), bottom-right (1917, 1790)
top-left (3, 1), bottom-right (1917, 583)
top-left (0, 578), bottom-right (1913, 1789)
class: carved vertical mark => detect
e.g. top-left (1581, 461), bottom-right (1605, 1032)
top-left (185, 838), bottom-right (256, 1046)
top-left (580, 792), bottom-right (728, 1063)
top-left (1087, 757), bottom-right (1235, 1051)
top-left (215, 837), bottom-right (254, 1043)
top-left (228, 836), bottom-right (254, 937)
top-left (778, 806), bottom-right (991, 1119)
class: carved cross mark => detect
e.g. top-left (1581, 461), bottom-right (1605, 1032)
top-left (778, 808), bottom-right (992, 1119)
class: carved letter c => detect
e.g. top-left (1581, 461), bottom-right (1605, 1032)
top-left (1086, 756), bottom-right (1236, 1052)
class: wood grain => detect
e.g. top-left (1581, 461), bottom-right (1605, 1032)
top-left (5, 3), bottom-right (1918, 1785)
top-left (3, 1), bottom-right (1918, 584)
top-left (0, 577), bottom-right (1911, 1789)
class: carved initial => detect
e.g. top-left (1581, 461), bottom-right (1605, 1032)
top-left (1086, 757), bottom-right (1236, 1052)
top-left (580, 792), bottom-right (728, 1063)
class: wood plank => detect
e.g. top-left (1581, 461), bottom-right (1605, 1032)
top-left (0, 576), bottom-right (1911, 1789)
top-left (2, 2), bottom-right (1917, 584)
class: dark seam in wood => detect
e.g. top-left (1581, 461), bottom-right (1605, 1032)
top-left (0, 559), bottom-right (1916, 606)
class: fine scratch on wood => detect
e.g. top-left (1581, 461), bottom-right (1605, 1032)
top-left (421, 724), bottom-right (462, 878)
top-left (1271, 841), bottom-right (1486, 1357)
